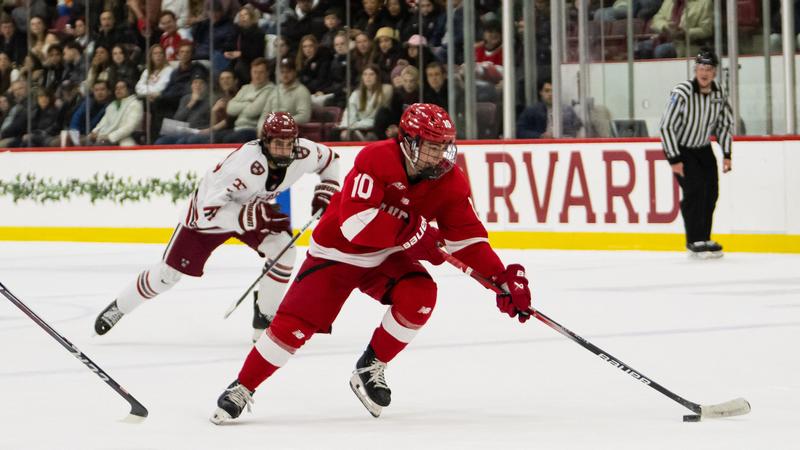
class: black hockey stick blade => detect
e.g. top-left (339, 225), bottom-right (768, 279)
top-left (437, 248), bottom-right (752, 421)
top-left (0, 282), bottom-right (149, 422)
top-left (223, 209), bottom-right (323, 319)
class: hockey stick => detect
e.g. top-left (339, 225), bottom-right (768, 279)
top-left (438, 248), bottom-right (751, 422)
top-left (223, 209), bottom-right (323, 319)
top-left (0, 282), bottom-right (149, 422)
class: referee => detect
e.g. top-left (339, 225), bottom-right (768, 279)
top-left (659, 49), bottom-right (733, 259)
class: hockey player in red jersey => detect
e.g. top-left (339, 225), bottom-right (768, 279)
top-left (94, 112), bottom-right (340, 341)
top-left (210, 103), bottom-right (531, 424)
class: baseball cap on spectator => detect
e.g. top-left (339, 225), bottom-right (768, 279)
top-left (482, 19), bottom-right (501, 33)
top-left (324, 8), bottom-right (341, 18)
top-left (191, 71), bottom-right (207, 81)
top-left (374, 27), bottom-right (398, 42)
top-left (279, 57), bottom-right (296, 71)
top-left (405, 34), bottom-right (426, 47)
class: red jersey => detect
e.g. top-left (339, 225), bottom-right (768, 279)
top-left (309, 139), bottom-right (505, 277)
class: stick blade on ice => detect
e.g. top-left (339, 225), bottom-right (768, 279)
top-left (700, 397), bottom-right (751, 419)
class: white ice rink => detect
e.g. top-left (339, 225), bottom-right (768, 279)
top-left (1, 241), bottom-right (798, 450)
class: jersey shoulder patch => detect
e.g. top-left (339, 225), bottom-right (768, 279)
top-left (250, 160), bottom-right (265, 175)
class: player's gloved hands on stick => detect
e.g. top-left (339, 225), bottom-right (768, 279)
top-left (398, 214), bottom-right (445, 266)
top-left (239, 200), bottom-right (291, 235)
top-left (492, 264), bottom-right (532, 323)
top-left (311, 179), bottom-right (340, 216)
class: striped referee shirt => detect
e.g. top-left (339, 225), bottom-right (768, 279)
top-left (659, 79), bottom-right (733, 164)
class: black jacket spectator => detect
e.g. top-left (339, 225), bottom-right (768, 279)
top-left (0, 18), bottom-right (27, 66)
top-left (192, 15), bottom-right (236, 60)
top-left (173, 90), bottom-right (211, 129)
top-left (298, 38), bottom-right (332, 94)
top-left (282, 0), bottom-right (327, 42)
top-left (229, 10), bottom-right (266, 85)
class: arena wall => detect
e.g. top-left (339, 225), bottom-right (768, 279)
top-left (1, 137), bottom-right (798, 252)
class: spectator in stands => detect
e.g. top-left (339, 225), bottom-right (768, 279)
top-left (18, 53), bottom-right (45, 87)
top-left (205, 68), bottom-right (239, 135)
top-left (225, 5), bottom-right (266, 84)
top-left (28, 16), bottom-right (48, 60)
top-left (400, 34), bottom-right (436, 70)
top-left (517, 78), bottom-right (582, 138)
top-left (89, 79), bottom-right (143, 146)
top-left (433, 0), bottom-right (465, 64)
top-left (316, 30), bottom-right (350, 108)
top-left (259, 57), bottom-right (312, 129)
top-left (191, 0), bottom-right (236, 74)
top-left (0, 15), bottom-right (26, 66)
top-left (62, 42), bottom-right (86, 87)
top-left (154, 73), bottom-right (211, 144)
top-left (423, 61), bottom-right (449, 109)
top-left (42, 45), bottom-right (66, 92)
top-left (351, 31), bottom-right (376, 83)
top-left (62, 80), bottom-right (112, 146)
top-left (390, 60), bottom-right (409, 89)
top-left (159, 10), bottom-right (192, 62)
top-left (338, 64), bottom-right (393, 141)
top-left (319, 8), bottom-right (343, 49)
top-left (67, 17), bottom-right (95, 57)
top-left (282, 0), bottom-right (326, 42)
top-left (384, 0), bottom-right (411, 38)
top-left (109, 44), bottom-right (140, 88)
top-left (153, 42), bottom-right (209, 123)
top-left (95, 10), bottom-right (138, 52)
top-left (6, 88), bottom-right (60, 147)
top-left (162, 0), bottom-right (191, 29)
top-left (187, 57), bottom-right (273, 143)
top-left (85, 46), bottom-right (112, 95)
top-left (0, 51), bottom-right (12, 93)
top-left (373, 64), bottom-right (421, 139)
top-left (594, 0), bottom-right (662, 21)
top-left (769, 0), bottom-right (800, 52)
top-left (0, 80), bottom-right (29, 147)
top-left (373, 26), bottom-right (402, 83)
top-left (136, 44), bottom-right (174, 101)
top-left (0, 95), bottom-right (9, 124)
top-left (269, 35), bottom-right (293, 72)
top-left (354, 0), bottom-right (389, 38)
top-left (297, 34), bottom-right (332, 104)
top-left (401, 0), bottom-right (443, 44)
top-left (474, 19), bottom-right (503, 84)
top-left (53, 79), bottom-right (84, 138)
top-left (636, 0), bottom-right (713, 59)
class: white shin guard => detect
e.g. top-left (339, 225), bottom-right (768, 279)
top-left (116, 262), bottom-right (182, 314)
top-left (255, 236), bottom-right (296, 318)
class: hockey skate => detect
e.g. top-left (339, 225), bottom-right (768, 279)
top-left (210, 380), bottom-right (254, 425)
top-left (252, 291), bottom-right (274, 343)
top-left (94, 300), bottom-right (124, 335)
top-left (349, 346), bottom-right (391, 418)
top-left (705, 240), bottom-right (724, 259)
top-left (686, 241), bottom-right (711, 259)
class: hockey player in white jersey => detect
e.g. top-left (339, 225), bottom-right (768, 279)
top-left (94, 112), bottom-right (340, 341)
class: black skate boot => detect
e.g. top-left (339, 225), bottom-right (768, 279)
top-left (252, 291), bottom-right (274, 343)
top-left (705, 240), bottom-right (724, 259)
top-left (686, 241), bottom-right (710, 259)
top-left (94, 300), bottom-right (124, 335)
top-left (210, 380), bottom-right (255, 425)
top-left (349, 346), bottom-right (391, 418)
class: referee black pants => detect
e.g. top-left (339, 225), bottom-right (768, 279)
top-left (675, 144), bottom-right (719, 245)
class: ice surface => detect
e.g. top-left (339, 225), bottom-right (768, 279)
top-left (1, 242), bottom-right (798, 450)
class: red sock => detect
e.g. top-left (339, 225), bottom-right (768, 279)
top-left (237, 347), bottom-right (280, 392)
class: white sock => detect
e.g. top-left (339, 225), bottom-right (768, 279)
top-left (116, 262), bottom-right (182, 314)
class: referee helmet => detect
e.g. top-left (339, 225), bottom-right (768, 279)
top-left (695, 48), bottom-right (719, 67)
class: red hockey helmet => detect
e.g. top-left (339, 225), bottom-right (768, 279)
top-left (261, 111), bottom-right (300, 168)
top-left (398, 103), bottom-right (457, 180)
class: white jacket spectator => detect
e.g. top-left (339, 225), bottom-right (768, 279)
top-left (92, 81), bottom-right (144, 146)
top-left (135, 44), bottom-right (174, 99)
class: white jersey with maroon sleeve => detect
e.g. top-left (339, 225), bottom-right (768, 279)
top-left (183, 137), bottom-right (340, 234)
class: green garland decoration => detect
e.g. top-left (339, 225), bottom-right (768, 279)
top-left (0, 172), bottom-right (199, 204)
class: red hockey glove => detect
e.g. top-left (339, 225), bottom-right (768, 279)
top-left (239, 200), bottom-right (291, 235)
top-left (397, 214), bottom-right (445, 265)
top-left (492, 264), bottom-right (532, 323)
top-left (311, 179), bottom-right (340, 216)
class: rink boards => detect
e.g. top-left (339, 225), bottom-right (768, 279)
top-left (1, 137), bottom-right (799, 252)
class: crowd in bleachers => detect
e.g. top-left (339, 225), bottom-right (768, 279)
top-left (0, 0), bottom-right (797, 146)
